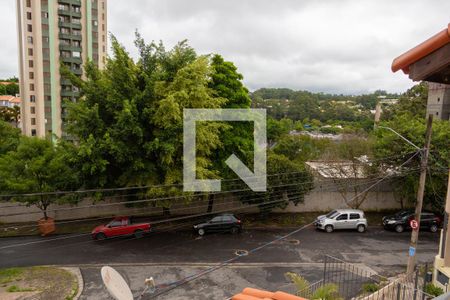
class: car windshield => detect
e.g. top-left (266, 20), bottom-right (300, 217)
top-left (326, 210), bottom-right (339, 219)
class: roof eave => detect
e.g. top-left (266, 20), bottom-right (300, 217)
top-left (391, 24), bottom-right (450, 74)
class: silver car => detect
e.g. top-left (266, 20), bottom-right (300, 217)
top-left (314, 209), bottom-right (367, 233)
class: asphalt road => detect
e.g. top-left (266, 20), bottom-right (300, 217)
top-left (0, 226), bottom-right (439, 273)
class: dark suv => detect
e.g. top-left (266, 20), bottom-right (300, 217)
top-left (382, 210), bottom-right (441, 233)
top-left (193, 214), bottom-right (242, 236)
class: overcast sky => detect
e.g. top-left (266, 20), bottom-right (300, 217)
top-left (1, 0), bottom-right (449, 94)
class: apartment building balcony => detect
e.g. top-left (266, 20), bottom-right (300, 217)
top-left (58, 9), bottom-right (71, 16)
top-left (60, 57), bottom-right (82, 64)
top-left (58, 33), bottom-right (82, 40)
top-left (60, 90), bottom-right (79, 97)
top-left (59, 44), bottom-right (82, 52)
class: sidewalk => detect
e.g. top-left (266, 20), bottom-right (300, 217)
top-left (79, 263), bottom-right (325, 300)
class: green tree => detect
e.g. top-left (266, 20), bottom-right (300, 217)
top-left (374, 115), bottom-right (450, 210)
top-left (0, 137), bottom-right (80, 219)
top-left (65, 35), bottom-right (230, 212)
top-left (232, 152), bottom-right (314, 214)
top-left (0, 120), bottom-right (20, 155)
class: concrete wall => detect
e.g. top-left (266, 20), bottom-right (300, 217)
top-left (0, 179), bottom-right (403, 223)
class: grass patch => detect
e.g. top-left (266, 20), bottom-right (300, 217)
top-left (0, 268), bottom-right (23, 284)
top-left (7, 285), bottom-right (34, 292)
top-left (0, 266), bottom-right (77, 299)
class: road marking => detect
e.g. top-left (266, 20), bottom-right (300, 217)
top-left (64, 262), bottom-right (328, 268)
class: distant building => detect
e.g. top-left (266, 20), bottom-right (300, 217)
top-left (0, 95), bottom-right (21, 108)
top-left (289, 130), bottom-right (343, 141)
top-left (16, 0), bottom-right (108, 138)
top-left (427, 82), bottom-right (450, 121)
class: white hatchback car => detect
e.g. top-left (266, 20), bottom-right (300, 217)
top-left (314, 209), bottom-right (367, 233)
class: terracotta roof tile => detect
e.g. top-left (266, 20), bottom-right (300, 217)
top-left (232, 288), bottom-right (307, 300)
top-left (392, 23), bottom-right (450, 74)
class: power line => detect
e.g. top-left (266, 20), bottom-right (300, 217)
top-left (0, 170), bottom-right (420, 220)
top-left (0, 152), bottom-right (421, 199)
top-left (146, 151), bottom-right (425, 298)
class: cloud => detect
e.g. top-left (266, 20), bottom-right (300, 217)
top-left (1, 0), bottom-right (449, 94)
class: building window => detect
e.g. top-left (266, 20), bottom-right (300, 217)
top-left (45, 95), bottom-right (51, 101)
top-left (42, 12), bottom-right (48, 19)
top-left (30, 95), bottom-right (35, 102)
top-left (72, 5), bottom-right (81, 13)
top-left (30, 83), bottom-right (34, 91)
top-left (31, 129), bottom-right (36, 136)
top-left (60, 39), bottom-right (70, 46)
top-left (436, 112), bottom-right (439, 116)
top-left (29, 72), bottom-right (34, 79)
top-left (72, 40), bottom-right (81, 47)
top-left (72, 51), bottom-right (81, 58)
top-left (93, 20), bottom-right (98, 26)
top-left (27, 12), bottom-right (32, 20)
top-left (102, 45), bottom-right (105, 52)
top-left (27, 24), bottom-right (32, 32)
top-left (60, 50), bottom-right (71, 58)
top-left (43, 36), bottom-right (49, 43)
top-left (102, 13), bottom-right (104, 20)
top-left (73, 18), bottom-right (81, 24)
top-left (102, 35), bottom-right (105, 42)
top-left (27, 36), bottom-right (33, 44)
top-left (30, 107), bottom-right (35, 114)
top-left (72, 29), bottom-right (81, 36)
top-left (26, 0), bottom-right (31, 8)
top-left (28, 48), bottom-right (33, 56)
top-left (437, 97), bottom-right (441, 103)
top-left (102, 1), bottom-right (105, 9)
top-left (60, 27), bottom-right (70, 34)
top-left (58, 4), bottom-right (69, 11)
top-left (29, 60), bottom-right (33, 68)
top-left (60, 16), bottom-right (70, 23)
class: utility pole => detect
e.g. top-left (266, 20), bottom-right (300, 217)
top-left (406, 114), bottom-right (433, 274)
top-left (442, 170), bottom-right (450, 267)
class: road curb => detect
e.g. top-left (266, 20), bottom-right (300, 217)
top-left (61, 266), bottom-right (84, 300)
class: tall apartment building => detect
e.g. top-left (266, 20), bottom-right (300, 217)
top-left (16, 0), bottom-right (107, 138)
top-left (427, 83), bottom-right (450, 121)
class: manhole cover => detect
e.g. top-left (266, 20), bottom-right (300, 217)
top-left (287, 239), bottom-right (300, 245)
top-left (235, 249), bottom-right (249, 256)
top-left (274, 239), bottom-right (300, 245)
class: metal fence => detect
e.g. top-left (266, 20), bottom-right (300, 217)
top-left (298, 255), bottom-right (434, 300)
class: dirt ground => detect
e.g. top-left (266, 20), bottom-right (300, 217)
top-left (0, 266), bottom-right (78, 300)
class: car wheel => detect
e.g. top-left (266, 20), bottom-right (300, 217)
top-left (134, 229), bottom-right (144, 238)
top-left (95, 232), bottom-right (106, 240)
top-left (430, 224), bottom-right (438, 233)
top-left (325, 225), bottom-right (334, 233)
top-left (357, 224), bottom-right (366, 233)
top-left (395, 225), bottom-right (404, 233)
top-left (198, 228), bottom-right (205, 236)
top-left (231, 227), bottom-right (239, 234)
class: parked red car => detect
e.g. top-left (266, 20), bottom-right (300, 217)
top-left (91, 216), bottom-right (151, 240)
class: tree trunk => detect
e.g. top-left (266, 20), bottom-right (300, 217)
top-left (163, 207), bottom-right (170, 216)
top-left (207, 194), bottom-right (214, 213)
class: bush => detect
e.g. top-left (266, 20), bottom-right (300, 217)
top-left (362, 283), bottom-right (379, 293)
top-left (424, 283), bottom-right (444, 297)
